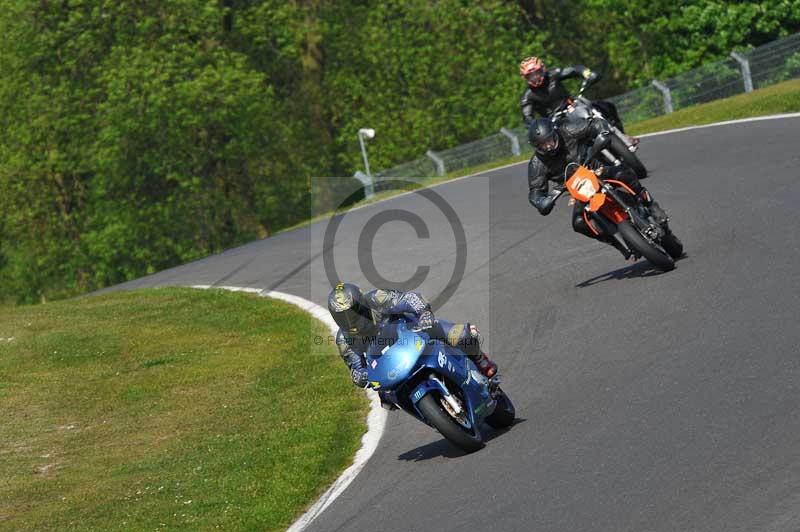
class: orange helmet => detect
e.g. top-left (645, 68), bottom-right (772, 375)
top-left (520, 56), bottom-right (546, 88)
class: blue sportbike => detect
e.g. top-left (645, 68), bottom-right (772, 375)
top-left (366, 318), bottom-right (515, 452)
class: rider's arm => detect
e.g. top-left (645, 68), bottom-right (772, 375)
top-left (364, 289), bottom-right (433, 326)
top-left (520, 89), bottom-right (536, 125)
top-left (556, 65), bottom-right (600, 87)
top-left (336, 329), bottom-right (368, 388)
top-left (528, 158), bottom-right (555, 215)
top-left (520, 89), bottom-right (549, 125)
top-left (373, 290), bottom-right (430, 316)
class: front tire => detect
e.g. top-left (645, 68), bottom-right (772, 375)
top-left (417, 393), bottom-right (485, 453)
top-left (661, 231), bottom-right (684, 260)
top-left (609, 135), bottom-right (647, 180)
top-left (617, 220), bottom-right (675, 271)
top-left (485, 388), bottom-right (515, 429)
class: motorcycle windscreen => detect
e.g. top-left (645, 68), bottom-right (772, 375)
top-left (366, 322), bottom-right (426, 390)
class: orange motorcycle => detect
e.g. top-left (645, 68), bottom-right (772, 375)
top-left (554, 138), bottom-right (683, 271)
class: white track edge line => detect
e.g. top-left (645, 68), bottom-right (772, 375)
top-left (190, 284), bottom-right (387, 532)
top-left (458, 112), bottom-right (800, 177)
top-left (354, 112), bottom-right (800, 209)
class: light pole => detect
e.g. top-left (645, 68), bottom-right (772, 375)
top-left (356, 128), bottom-right (376, 199)
top-left (358, 128), bottom-right (375, 176)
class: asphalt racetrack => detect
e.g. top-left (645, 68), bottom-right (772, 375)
top-left (115, 116), bottom-right (800, 532)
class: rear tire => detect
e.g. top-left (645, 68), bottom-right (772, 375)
top-left (609, 135), bottom-right (648, 180)
top-left (417, 393), bottom-right (485, 453)
top-left (661, 231), bottom-right (684, 259)
top-left (485, 388), bottom-right (516, 429)
top-left (617, 220), bottom-right (675, 271)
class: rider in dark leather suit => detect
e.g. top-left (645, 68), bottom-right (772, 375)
top-left (327, 283), bottom-right (497, 388)
top-left (519, 56), bottom-right (629, 135)
top-left (526, 117), bottom-right (666, 259)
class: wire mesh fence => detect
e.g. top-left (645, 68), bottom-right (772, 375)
top-left (364, 31), bottom-right (800, 181)
top-left (432, 133), bottom-right (516, 173)
top-left (607, 85), bottom-right (665, 126)
top-left (746, 32), bottom-right (800, 89)
top-left (376, 156), bottom-right (436, 184)
top-left (507, 125), bottom-right (534, 154)
top-left (665, 56), bottom-right (746, 109)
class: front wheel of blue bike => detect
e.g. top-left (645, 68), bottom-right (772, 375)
top-left (485, 388), bottom-right (515, 429)
top-left (417, 393), bottom-right (485, 453)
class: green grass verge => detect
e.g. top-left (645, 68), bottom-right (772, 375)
top-left (0, 288), bottom-right (366, 532)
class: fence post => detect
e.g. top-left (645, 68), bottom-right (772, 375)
top-left (499, 127), bottom-right (521, 156)
top-left (730, 51), bottom-right (754, 93)
top-left (353, 170), bottom-right (375, 199)
top-left (650, 79), bottom-right (674, 114)
top-left (426, 150), bottom-right (446, 176)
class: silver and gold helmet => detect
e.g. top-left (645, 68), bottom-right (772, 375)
top-left (327, 283), bottom-right (375, 335)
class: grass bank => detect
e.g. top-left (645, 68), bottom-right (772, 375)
top-left (0, 288), bottom-right (366, 531)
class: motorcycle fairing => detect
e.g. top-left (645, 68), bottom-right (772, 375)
top-left (366, 320), bottom-right (495, 429)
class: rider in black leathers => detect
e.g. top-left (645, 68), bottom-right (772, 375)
top-left (328, 283), bottom-right (497, 388)
top-left (518, 56), bottom-right (628, 135)
top-left (526, 117), bottom-right (665, 258)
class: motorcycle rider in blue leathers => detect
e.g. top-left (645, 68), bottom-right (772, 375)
top-left (327, 283), bottom-right (497, 388)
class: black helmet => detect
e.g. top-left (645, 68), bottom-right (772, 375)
top-left (328, 282), bottom-right (375, 335)
top-left (528, 117), bottom-right (560, 154)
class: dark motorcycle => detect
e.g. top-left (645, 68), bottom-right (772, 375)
top-left (551, 85), bottom-right (648, 180)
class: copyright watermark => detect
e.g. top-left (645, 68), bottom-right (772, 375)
top-left (307, 173), bottom-right (490, 352)
top-left (311, 333), bottom-right (484, 349)
top-left (318, 178), bottom-right (466, 310)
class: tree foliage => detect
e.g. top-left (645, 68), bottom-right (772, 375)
top-left (0, 0), bottom-right (798, 303)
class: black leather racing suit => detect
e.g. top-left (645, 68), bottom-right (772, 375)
top-left (336, 289), bottom-right (483, 388)
top-left (520, 65), bottom-right (625, 131)
top-left (528, 130), bottom-right (644, 241)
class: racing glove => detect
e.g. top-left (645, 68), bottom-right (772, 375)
top-left (534, 195), bottom-right (556, 216)
top-left (415, 309), bottom-right (435, 331)
top-left (351, 367), bottom-right (369, 388)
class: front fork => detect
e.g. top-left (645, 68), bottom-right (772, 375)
top-left (591, 107), bottom-right (636, 153)
top-left (586, 208), bottom-right (629, 251)
top-left (610, 124), bottom-right (637, 152)
top-left (588, 186), bottom-right (664, 248)
top-left (601, 148), bottom-right (621, 166)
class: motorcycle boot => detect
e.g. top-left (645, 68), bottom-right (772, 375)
top-left (460, 324), bottom-right (498, 378)
top-left (470, 352), bottom-right (498, 379)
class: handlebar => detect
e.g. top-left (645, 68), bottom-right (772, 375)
top-left (550, 82), bottom-right (588, 120)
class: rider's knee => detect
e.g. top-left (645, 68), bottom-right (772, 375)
top-left (445, 323), bottom-right (482, 357)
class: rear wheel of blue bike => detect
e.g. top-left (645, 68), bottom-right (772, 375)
top-left (417, 393), bottom-right (485, 453)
